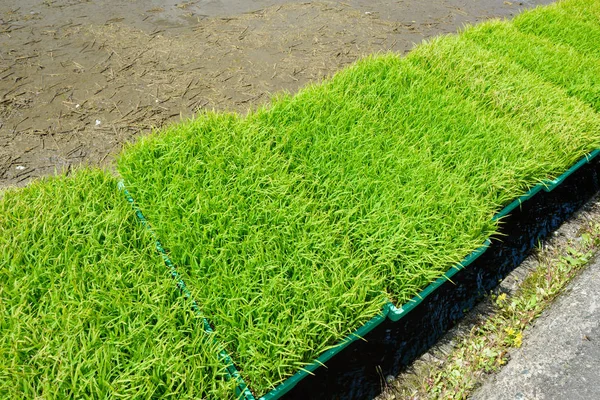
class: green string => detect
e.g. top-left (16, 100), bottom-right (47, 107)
top-left (118, 180), bottom-right (255, 400)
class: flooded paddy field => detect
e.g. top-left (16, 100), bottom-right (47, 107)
top-left (0, 0), bottom-right (551, 187)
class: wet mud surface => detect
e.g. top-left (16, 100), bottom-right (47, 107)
top-left (0, 0), bottom-right (552, 187)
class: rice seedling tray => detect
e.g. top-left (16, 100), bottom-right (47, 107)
top-left (116, 2), bottom-right (600, 397)
top-left (260, 150), bottom-right (600, 400)
top-left (119, 148), bottom-right (600, 400)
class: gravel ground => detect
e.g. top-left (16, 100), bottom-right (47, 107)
top-left (473, 258), bottom-right (600, 400)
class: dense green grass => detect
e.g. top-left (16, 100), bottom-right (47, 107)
top-left (117, 1), bottom-right (600, 394)
top-left (407, 37), bottom-right (599, 169)
top-left (514, 0), bottom-right (600, 58)
top-left (0, 171), bottom-right (236, 399)
top-left (2, 0), bottom-right (600, 398)
top-left (461, 21), bottom-right (600, 112)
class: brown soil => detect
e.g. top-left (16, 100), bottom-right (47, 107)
top-left (0, 0), bottom-right (552, 187)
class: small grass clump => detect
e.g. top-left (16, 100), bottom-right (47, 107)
top-left (117, 1), bottom-right (600, 393)
top-left (0, 170), bottom-right (236, 399)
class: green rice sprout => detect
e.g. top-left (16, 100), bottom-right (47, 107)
top-left (116, 1), bottom-right (600, 394)
top-left (3, 0), bottom-right (600, 397)
top-left (0, 170), bottom-right (238, 399)
top-left (514, 0), bottom-right (600, 58)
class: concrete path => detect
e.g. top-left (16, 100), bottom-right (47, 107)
top-left (473, 259), bottom-right (600, 400)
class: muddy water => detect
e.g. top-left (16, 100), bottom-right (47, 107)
top-left (1, 0), bottom-right (554, 31)
top-left (0, 0), bottom-right (552, 187)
